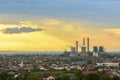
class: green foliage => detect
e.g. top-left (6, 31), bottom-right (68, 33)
top-left (73, 70), bottom-right (83, 80)
top-left (112, 76), bottom-right (120, 80)
top-left (86, 73), bottom-right (100, 80)
top-left (0, 70), bottom-right (117, 80)
top-left (100, 76), bottom-right (111, 80)
top-left (55, 77), bottom-right (62, 80)
top-left (29, 75), bottom-right (42, 80)
top-left (98, 71), bottom-right (107, 77)
top-left (61, 74), bottom-right (70, 80)
top-left (74, 70), bottom-right (82, 76)
top-left (15, 75), bottom-right (24, 80)
top-left (0, 71), bottom-right (14, 80)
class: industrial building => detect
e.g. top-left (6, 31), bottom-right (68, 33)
top-left (81, 38), bottom-right (86, 53)
top-left (93, 46), bottom-right (98, 52)
top-left (99, 46), bottom-right (104, 52)
top-left (64, 37), bottom-right (105, 57)
top-left (69, 46), bottom-right (78, 57)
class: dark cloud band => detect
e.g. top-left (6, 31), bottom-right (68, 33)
top-left (1, 27), bottom-right (42, 34)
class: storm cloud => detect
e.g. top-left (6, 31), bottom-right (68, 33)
top-left (1, 27), bottom-right (42, 34)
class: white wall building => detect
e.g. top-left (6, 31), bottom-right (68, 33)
top-left (43, 76), bottom-right (55, 80)
top-left (97, 63), bottom-right (119, 67)
top-left (93, 52), bottom-right (99, 57)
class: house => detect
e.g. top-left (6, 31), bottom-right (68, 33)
top-left (39, 65), bottom-right (49, 71)
top-left (42, 73), bottom-right (58, 80)
top-left (96, 63), bottom-right (119, 67)
top-left (43, 76), bottom-right (55, 80)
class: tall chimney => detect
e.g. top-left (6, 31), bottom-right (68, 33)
top-left (87, 38), bottom-right (90, 52)
top-left (83, 38), bottom-right (85, 46)
top-left (76, 41), bottom-right (78, 53)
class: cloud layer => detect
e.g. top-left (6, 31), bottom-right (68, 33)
top-left (0, 19), bottom-right (120, 51)
top-left (1, 27), bottom-right (42, 34)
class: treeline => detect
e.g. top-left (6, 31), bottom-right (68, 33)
top-left (0, 70), bottom-right (120, 80)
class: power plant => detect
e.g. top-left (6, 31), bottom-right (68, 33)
top-left (83, 38), bottom-right (85, 46)
top-left (64, 37), bottom-right (105, 57)
top-left (81, 37), bottom-right (90, 53)
top-left (81, 46), bottom-right (86, 53)
top-left (99, 46), bottom-right (104, 52)
top-left (87, 37), bottom-right (90, 52)
top-left (93, 46), bottom-right (104, 53)
top-left (70, 37), bottom-right (91, 57)
top-left (80, 37), bottom-right (90, 57)
top-left (81, 38), bottom-right (86, 53)
top-left (69, 46), bottom-right (78, 57)
top-left (93, 46), bottom-right (98, 52)
top-left (71, 46), bottom-right (76, 53)
top-left (76, 41), bottom-right (79, 53)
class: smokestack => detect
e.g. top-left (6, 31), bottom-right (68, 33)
top-left (83, 38), bottom-right (85, 46)
top-left (87, 37), bottom-right (90, 52)
top-left (76, 41), bottom-right (78, 53)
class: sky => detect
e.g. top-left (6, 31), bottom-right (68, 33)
top-left (0, 0), bottom-right (120, 51)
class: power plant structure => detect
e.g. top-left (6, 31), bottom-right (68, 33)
top-left (80, 37), bottom-right (90, 57)
top-left (93, 46), bottom-right (99, 57)
top-left (64, 37), bottom-right (105, 57)
top-left (81, 38), bottom-right (86, 53)
top-left (93, 46), bottom-right (104, 53)
top-left (69, 46), bottom-right (78, 57)
top-left (81, 46), bottom-right (86, 53)
top-left (69, 41), bottom-right (79, 57)
top-left (93, 46), bottom-right (98, 52)
top-left (76, 41), bottom-right (79, 53)
top-left (87, 37), bottom-right (90, 52)
top-left (83, 38), bottom-right (85, 46)
top-left (99, 46), bottom-right (104, 52)
top-left (71, 46), bottom-right (76, 53)
top-left (92, 46), bottom-right (105, 57)
top-left (69, 37), bottom-right (91, 57)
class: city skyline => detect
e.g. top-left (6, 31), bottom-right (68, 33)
top-left (0, 0), bottom-right (120, 51)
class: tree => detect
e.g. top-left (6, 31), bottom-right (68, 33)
top-left (0, 71), bottom-right (14, 80)
top-left (8, 77), bottom-right (16, 80)
top-left (16, 70), bottom-right (31, 80)
top-left (15, 75), bottom-right (24, 80)
top-left (61, 75), bottom-right (69, 80)
top-left (86, 73), bottom-right (100, 80)
top-left (98, 71), bottom-right (106, 77)
top-left (55, 77), bottom-right (62, 80)
top-left (100, 76), bottom-right (111, 80)
top-left (112, 76), bottom-right (120, 80)
top-left (98, 71), bottom-right (112, 80)
top-left (74, 70), bottom-right (83, 80)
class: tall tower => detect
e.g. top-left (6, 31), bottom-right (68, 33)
top-left (83, 38), bottom-right (85, 46)
top-left (76, 41), bottom-right (78, 53)
top-left (81, 38), bottom-right (86, 53)
top-left (87, 37), bottom-right (90, 52)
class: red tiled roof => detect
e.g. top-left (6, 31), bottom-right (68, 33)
top-left (82, 71), bottom-right (97, 75)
